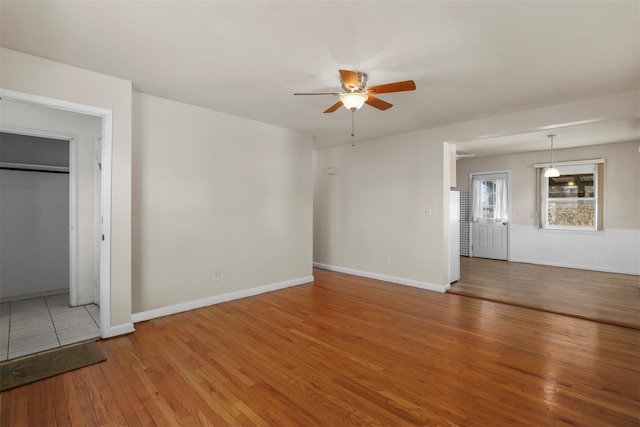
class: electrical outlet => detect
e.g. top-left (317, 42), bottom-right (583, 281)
top-left (213, 271), bottom-right (221, 281)
top-left (386, 256), bottom-right (392, 264)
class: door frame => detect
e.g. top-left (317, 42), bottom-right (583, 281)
top-left (468, 170), bottom-right (512, 261)
top-left (94, 136), bottom-right (102, 306)
top-left (1, 88), bottom-right (113, 339)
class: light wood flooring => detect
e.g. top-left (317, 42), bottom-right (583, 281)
top-left (450, 257), bottom-right (640, 329)
top-left (2, 268), bottom-right (639, 426)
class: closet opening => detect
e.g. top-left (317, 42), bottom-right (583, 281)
top-left (0, 132), bottom-right (74, 303)
top-left (0, 90), bottom-right (113, 360)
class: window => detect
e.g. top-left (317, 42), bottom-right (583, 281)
top-left (470, 174), bottom-right (508, 222)
top-left (539, 162), bottom-right (603, 230)
top-left (481, 179), bottom-right (496, 219)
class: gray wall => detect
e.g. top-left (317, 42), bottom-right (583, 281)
top-left (0, 133), bottom-right (70, 298)
top-left (1, 133), bottom-right (69, 166)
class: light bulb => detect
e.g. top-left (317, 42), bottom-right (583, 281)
top-left (544, 167), bottom-right (560, 178)
top-left (339, 93), bottom-right (368, 110)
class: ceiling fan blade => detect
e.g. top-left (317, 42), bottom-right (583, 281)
top-left (294, 92), bottom-right (341, 96)
top-left (365, 95), bottom-right (393, 110)
top-left (339, 70), bottom-right (360, 91)
top-left (366, 80), bottom-right (416, 94)
top-left (323, 101), bottom-right (343, 113)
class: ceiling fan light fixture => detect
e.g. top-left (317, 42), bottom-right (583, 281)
top-left (339, 92), bottom-right (368, 111)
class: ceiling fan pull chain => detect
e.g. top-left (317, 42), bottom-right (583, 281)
top-left (351, 110), bottom-right (356, 147)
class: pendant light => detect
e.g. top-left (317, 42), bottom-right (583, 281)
top-left (544, 134), bottom-right (560, 178)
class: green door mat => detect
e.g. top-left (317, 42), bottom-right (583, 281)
top-left (1, 340), bottom-right (106, 392)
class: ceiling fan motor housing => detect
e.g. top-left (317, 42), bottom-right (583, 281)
top-left (342, 71), bottom-right (368, 92)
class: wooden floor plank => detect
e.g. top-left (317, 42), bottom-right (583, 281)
top-left (46, 376), bottom-right (72, 426)
top-left (2, 267), bottom-right (639, 426)
top-left (450, 256), bottom-right (640, 328)
top-left (2, 383), bottom-right (29, 426)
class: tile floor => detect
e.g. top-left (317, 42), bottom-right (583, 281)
top-left (0, 294), bottom-right (100, 361)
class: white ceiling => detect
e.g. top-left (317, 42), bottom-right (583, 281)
top-left (1, 1), bottom-right (638, 154)
top-left (454, 117), bottom-right (640, 158)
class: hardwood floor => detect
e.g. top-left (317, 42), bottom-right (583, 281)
top-left (2, 268), bottom-right (639, 426)
top-left (450, 257), bottom-right (640, 329)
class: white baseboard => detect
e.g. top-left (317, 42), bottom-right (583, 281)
top-left (131, 275), bottom-right (314, 324)
top-left (313, 262), bottom-right (450, 293)
top-left (77, 298), bottom-right (95, 306)
top-left (103, 322), bottom-right (135, 338)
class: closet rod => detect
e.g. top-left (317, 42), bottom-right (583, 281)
top-left (0, 166), bottom-right (69, 175)
top-left (0, 162), bottom-right (70, 174)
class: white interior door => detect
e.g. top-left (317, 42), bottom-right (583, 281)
top-left (472, 221), bottom-right (508, 260)
top-left (470, 172), bottom-right (509, 261)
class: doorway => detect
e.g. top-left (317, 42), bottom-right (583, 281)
top-left (0, 88), bottom-right (113, 340)
top-left (470, 171), bottom-right (509, 260)
top-left (0, 116), bottom-right (105, 360)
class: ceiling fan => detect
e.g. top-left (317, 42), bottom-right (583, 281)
top-left (294, 69), bottom-right (416, 113)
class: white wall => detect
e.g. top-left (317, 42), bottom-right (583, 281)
top-left (314, 132), bottom-right (451, 291)
top-left (1, 47), bottom-right (133, 333)
top-left (313, 91), bottom-right (639, 288)
top-left (1, 48), bottom-right (314, 330)
top-left (456, 140), bottom-right (640, 274)
top-left (0, 101), bottom-right (101, 302)
top-left (131, 92), bottom-right (313, 314)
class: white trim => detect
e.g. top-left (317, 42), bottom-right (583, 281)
top-left (540, 162), bottom-right (599, 231)
top-left (69, 137), bottom-right (78, 306)
top-left (534, 158), bottom-right (605, 168)
top-left (77, 298), bottom-right (96, 306)
top-left (1, 88), bottom-right (115, 339)
top-left (94, 137), bottom-right (102, 305)
top-left (1, 89), bottom-right (108, 118)
top-left (106, 323), bottom-right (135, 338)
top-left (0, 125), bottom-right (76, 141)
top-left (132, 276), bottom-right (314, 323)
top-left (313, 263), bottom-right (450, 293)
top-left (99, 113), bottom-right (113, 337)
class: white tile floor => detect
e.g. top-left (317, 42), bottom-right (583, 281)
top-left (0, 294), bottom-right (100, 361)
